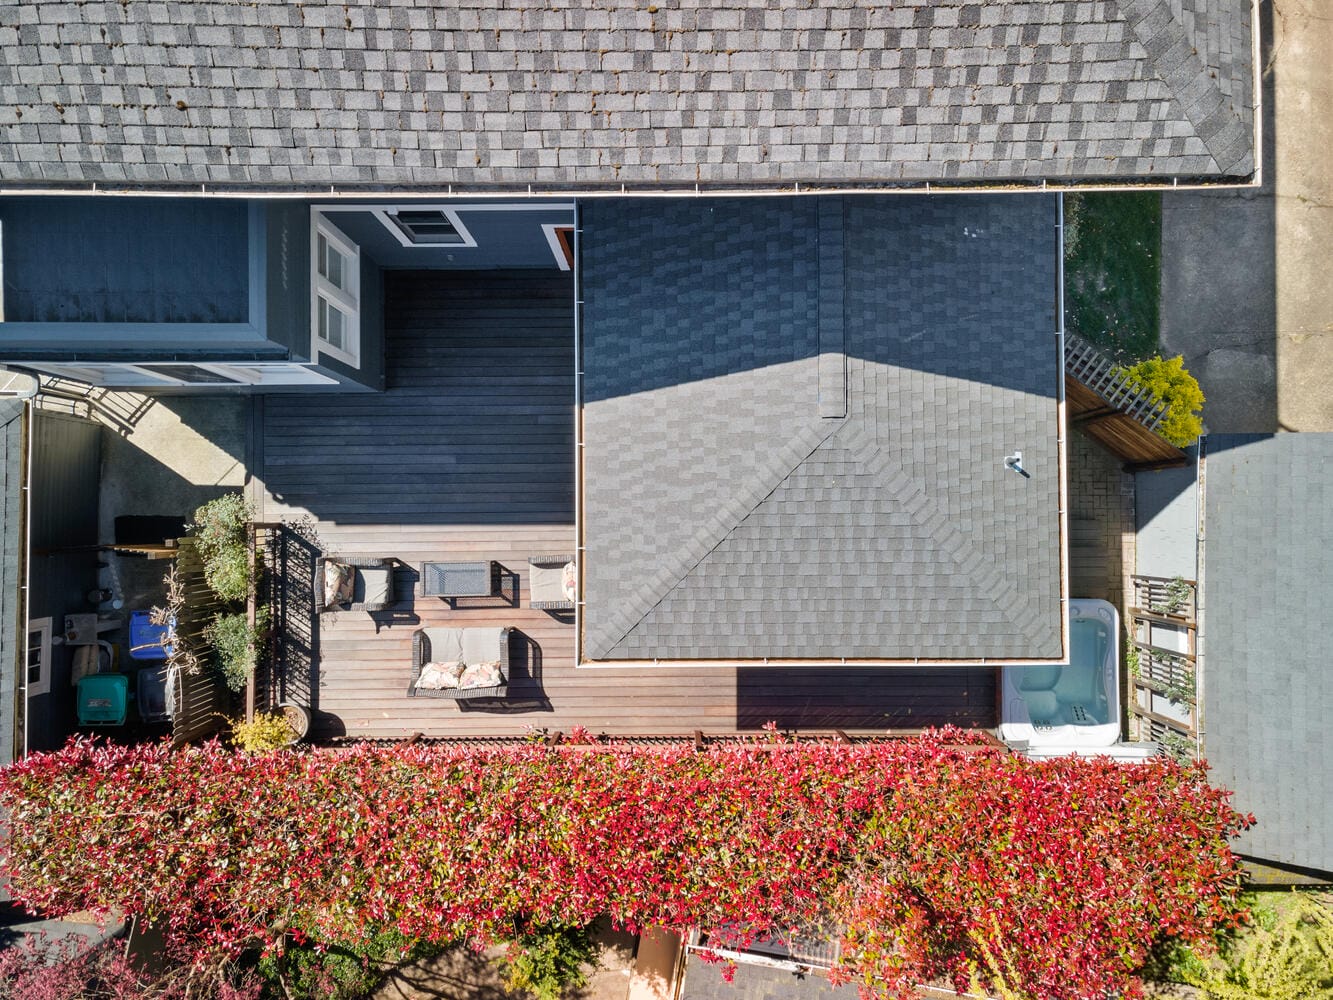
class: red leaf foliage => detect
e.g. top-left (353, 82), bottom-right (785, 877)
top-left (0, 729), bottom-right (1250, 1000)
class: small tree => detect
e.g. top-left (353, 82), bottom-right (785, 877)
top-left (1120, 355), bottom-right (1205, 446)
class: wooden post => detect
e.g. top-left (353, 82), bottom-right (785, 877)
top-left (244, 522), bottom-right (257, 724)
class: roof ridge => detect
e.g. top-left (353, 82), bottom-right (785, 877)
top-left (1114, 0), bottom-right (1253, 175)
top-left (584, 418), bottom-right (841, 659)
top-left (839, 426), bottom-right (1046, 639)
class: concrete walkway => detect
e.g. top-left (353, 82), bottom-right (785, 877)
top-left (1161, 0), bottom-right (1333, 433)
top-left (1269, 0), bottom-right (1333, 430)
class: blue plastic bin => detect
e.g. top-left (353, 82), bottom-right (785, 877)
top-left (129, 610), bottom-right (173, 661)
top-left (77, 674), bottom-right (128, 726)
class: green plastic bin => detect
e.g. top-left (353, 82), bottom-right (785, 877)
top-left (77, 674), bottom-right (128, 727)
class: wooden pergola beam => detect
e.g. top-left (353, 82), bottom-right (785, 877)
top-left (1072, 405), bottom-right (1118, 425)
top-left (1124, 457), bottom-right (1190, 473)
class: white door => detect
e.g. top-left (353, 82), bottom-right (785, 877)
top-left (311, 215), bottom-right (361, 368)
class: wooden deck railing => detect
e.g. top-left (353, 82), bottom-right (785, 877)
top-left (327, 729), bottom-right (1010, 751)
top-left (247, 522), bottom-right (319, 723)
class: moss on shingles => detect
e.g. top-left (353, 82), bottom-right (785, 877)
top-left (1064, 191), bottom-right (1162, 363)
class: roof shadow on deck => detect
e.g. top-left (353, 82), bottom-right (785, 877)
top-left (260, 269), bottom-right (575, 526)
top-left (735, 665), bottom-right (998, 731)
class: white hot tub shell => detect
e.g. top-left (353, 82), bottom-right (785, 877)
top-left (999, 598), bottom-right (1121, 749)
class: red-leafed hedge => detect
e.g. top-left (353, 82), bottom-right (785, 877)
top-left (0, 730), bottom-right (1250, 1000)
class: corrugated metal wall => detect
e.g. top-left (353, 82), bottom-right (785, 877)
top-left (27, 409), bottom-right (102, 753)
top-left (0, 400), bottom-right (26, 765)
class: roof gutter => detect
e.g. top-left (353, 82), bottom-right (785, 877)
top-left (0, 174), bottom-right (1262, 201)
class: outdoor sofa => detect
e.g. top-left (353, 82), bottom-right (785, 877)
top-left (409, 626), bottom-right (511, 700)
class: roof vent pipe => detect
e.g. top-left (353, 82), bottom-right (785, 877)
top-left (1005, 451), bottom-right (1031, 478)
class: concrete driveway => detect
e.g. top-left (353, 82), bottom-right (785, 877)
top-left (1161, 0), bottom-right (1333, 433)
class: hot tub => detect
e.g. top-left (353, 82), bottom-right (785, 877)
top-left (999, 599), bottom-right (1121, 748)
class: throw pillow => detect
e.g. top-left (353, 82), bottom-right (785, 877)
top-left (323, 561), bottom-right (355, 608)
top-left (459, 660), bottom-right (504, 690)
top-left (417, 661), bottom-right (465, 690)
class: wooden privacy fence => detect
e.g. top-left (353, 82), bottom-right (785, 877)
top-left (1128, 574), bottom-right (1198, 755)
top-left (169, 537), bottom-right (228, 746)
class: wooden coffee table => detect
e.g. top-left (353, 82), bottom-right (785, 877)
top-left (420, 560), bottom-right (498, 598)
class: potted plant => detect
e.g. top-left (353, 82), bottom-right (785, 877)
top-left (278, 702), bottom-right (311, 742)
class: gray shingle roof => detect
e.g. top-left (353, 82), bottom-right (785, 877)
top-left (0, 0), bottom-right (1255, 191)
top-left (579, 195), bottom-right (1065, 662)
top-left (1201, 433), bottom-right (1333, 875)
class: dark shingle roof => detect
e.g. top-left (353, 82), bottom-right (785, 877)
top-left (579, 195), bottom-right (1065, 662)
top-left (1201, 433), bottom-right (1333, 875)
top-left (0, 0), bottom-right (1255, 191)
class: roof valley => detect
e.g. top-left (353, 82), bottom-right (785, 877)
top-left (1114, 0), bottom-right (1254, 175)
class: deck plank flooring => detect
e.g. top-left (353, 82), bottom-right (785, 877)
top-left (256, 270), bottom-right (997, 740)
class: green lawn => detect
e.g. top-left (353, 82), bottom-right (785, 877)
top-left (1064, 191), bottom-right (1162, 363)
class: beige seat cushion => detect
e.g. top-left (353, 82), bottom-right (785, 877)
top-left (529, 562), bottom-right (566, 603)
top-left (461, 627), bottom-right (506, 664)
top-left (421, 627), bottom-right (505, 666)
top-left (422, 628), bottom-right (465, 663)
top-left (357, 565), bottom-right (392, 605)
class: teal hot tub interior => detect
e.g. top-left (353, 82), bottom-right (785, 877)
top-left (1013, 616), bottom-right (1112, 726)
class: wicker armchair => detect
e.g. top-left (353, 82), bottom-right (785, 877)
top-left (528, 554), bottom-right (576, 610)
top-left (315, 556), bottom-right (397, 613)
top-left (408, 626), bottom-right (512, 700)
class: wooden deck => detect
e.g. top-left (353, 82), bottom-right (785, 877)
top-left (254, 270), bottom-right (997, 741)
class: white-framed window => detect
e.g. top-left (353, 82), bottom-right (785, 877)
top-left (311, 216), bottom-right (361, 368)
top-left (26, 617), bottom-right (52, 697)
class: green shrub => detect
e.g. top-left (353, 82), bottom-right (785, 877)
top-left (1118, 355), bottom-right (1205, 446)
top-left (230, 712), bottom-right (296, 752)
top-left (192, 493), bottom-right (253, 602)
top-left (206, 611), bottom-right (266, 692)
top-left (501, 922), bottom-right (596, 1000)
top-left (1180, 892), bottom-right (1333, 999)
top-left (257, 928), bottom-right (439, 1000)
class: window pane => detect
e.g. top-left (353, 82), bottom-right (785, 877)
top-left (319, 298), bottom-right (345, 351)
top-left (26, 636), bottom-right (41, 684)
top-left (327, 246), bottom-right (343, 288)
top-left (318, 232), bottom-right (347, 289)
top-left (327, 305), bottom-right (344, 348)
